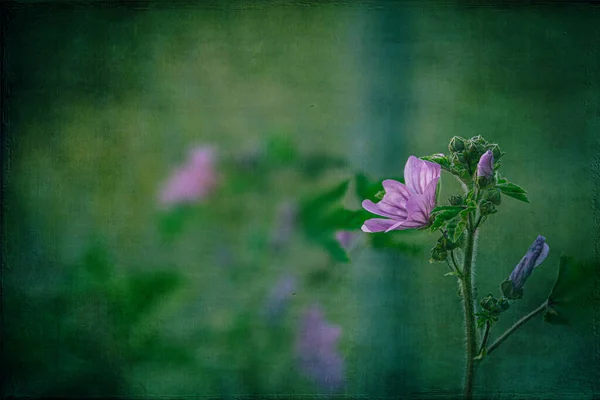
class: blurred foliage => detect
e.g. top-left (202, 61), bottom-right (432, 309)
top-left (2, 2), bottom-right (599, 399)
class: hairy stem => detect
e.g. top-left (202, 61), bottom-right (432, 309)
top-left (460, 215), bottom-right (478, 399)
top-left (487, 301), bottom-right (547, 356)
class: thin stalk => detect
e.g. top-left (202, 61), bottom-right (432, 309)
top-left (487, 301), bottom-right (547, 356)
top-left (477, 321), bottom-right (491, 357)
top-left (450, 250), bottom-right (462, 274)
top-left (460, 215), bottom-right (478, 399)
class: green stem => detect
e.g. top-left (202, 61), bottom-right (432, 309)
top-left (477, 321), bottom-right (491, 357)
top-left (487, 301), bottom-right (547, 356)
top-left (460, 215), bottom-right (478, 399)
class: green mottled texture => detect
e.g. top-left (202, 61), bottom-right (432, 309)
top-left (2, 2), bottom-right (599, 399)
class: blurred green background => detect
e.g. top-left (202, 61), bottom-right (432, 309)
top-left (2, 2), bottom-right (599, 399)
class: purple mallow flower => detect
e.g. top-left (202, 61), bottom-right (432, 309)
top-left (508, 235), bottom-right (550, 291)
top-left (295, 305), bottom-right (344, 391)
top-left (158, 146), bottom-right (218, 208)
top-left (269, 201), bottom-right (298, 251)
top-left (477, 150), bottom-right (494, 178)
top-left (361, 156), bottom-right (441, 233)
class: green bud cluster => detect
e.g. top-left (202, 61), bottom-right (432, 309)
top-left (430, 230), bottom-right (464, 263)
top-left (476, 293), bottom-right (510, 327)
top-left (447, 135), bottom-right (505, 184)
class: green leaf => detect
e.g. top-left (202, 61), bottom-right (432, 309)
top-left (301, 180), bottom-right (350, 218)
top-left (299, 181), bottom-right (353, 262)
top-left (420, 154), bottom-right (452, 171)
top-left (158, 206), bottom-right (195, 240)
top-left (354, 173), bottom-right (405, 201)
top-left (300, 154), bottom-right (346, 178)
top-left (369, 232), bottom-right (422, 256)
top-left (429, 206), bottom-right (465, 232)
top-left (542, 305), bottom-right (570, 325)
top-left (446, 213), bottom-right (468, 243)
top-left (322, 237), bottom-right (350, 263)
top-left (264, 133), bottom-right (300, 166)
top-left (496, 181), bottom-right (529, 203)
top-left (355, 173), bottom-right (382, 201)
top-left (544, 254), bottom-right (597, 324)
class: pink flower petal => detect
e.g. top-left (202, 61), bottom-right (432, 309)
top-left (404, 194), bottom-right (430, 225)
top-left (382, 179), bottom-right (411, 205)
top-left (361, 218), bottom-right (400, 233)
top-left (423, 177), bottom-right (440, 212)
top-left (362, 200), bottom-right (405, 219)
top-left (404, 156), bottom-right (441, 195)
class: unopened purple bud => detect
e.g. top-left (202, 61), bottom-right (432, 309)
top-left (508, 235), bottom-right (550, 292)
top-left (477, 150), bottom-right (494, 178)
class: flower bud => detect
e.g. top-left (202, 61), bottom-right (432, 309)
top-left (477, 150), bottom-right (494, 178)
top-left (449, 195), bottom-right (465, 206)
top-left (430, 243), bottom-right (447, 262)
top-left (480, 294), bottom-right (497, 312)
top-left (488, 144), bottom-right (504, 162)
top-left (487, 189), bottom-right (502, 206)
top-left (480, 201), bottom-right (497, 216)
top-left (449, 136), bottom-right (466, 153)
top-left (502, 235), bottom-right (550, 299)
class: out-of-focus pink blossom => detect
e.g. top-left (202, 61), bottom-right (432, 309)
top-left (158, 146), bottom-right (218, 208)
top-left (361, 156), bottom-right (441, 233)
top-left (335, 230), bottom-right (357, 251)
top-left (269, 201), bottom-right (298, 251)
top-left (295, 305), bottom-right (344, 391)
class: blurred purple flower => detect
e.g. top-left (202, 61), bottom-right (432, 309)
top-left (296, 305), bottom-right (344, 391)
top-left (158, 146), bottom-right (218, 208)
top-left (361, 156), bottom-right (441, 233)
top-left (269, 201), bottom-right (298, 251)
top-left (335, 230), bottom-right (357, 251)
top-left (477, 150), bottom-right (494, 178)
top-left (508, 235), bottom-right (550, 291)
top-left (262, 274), bottom-right (296, 323)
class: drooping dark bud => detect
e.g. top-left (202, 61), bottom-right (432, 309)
top-left (502, 235), bottom-right (550, 299)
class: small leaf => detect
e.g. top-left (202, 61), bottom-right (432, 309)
top-left (322, 237), bottom-right (350, 263)
top-left (496, 181), bottom-right (530, 203)
top-left (420, 154), bottom-right (452, 170)
top-left (429, 206), bottom-right (466, 232)
top-left (446, 214), bottom-right (468, 243)
top-left (444, 271), bottom-right (460, 277)
top-left (355, 173), bottom-right (382, 201)
top-left (542, 305), bottom-right (570, 325)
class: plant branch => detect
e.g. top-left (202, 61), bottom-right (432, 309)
top-left (487, 301), bottom-right (547, 356)
top-left (477, 321), bottom-right (492, 357)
